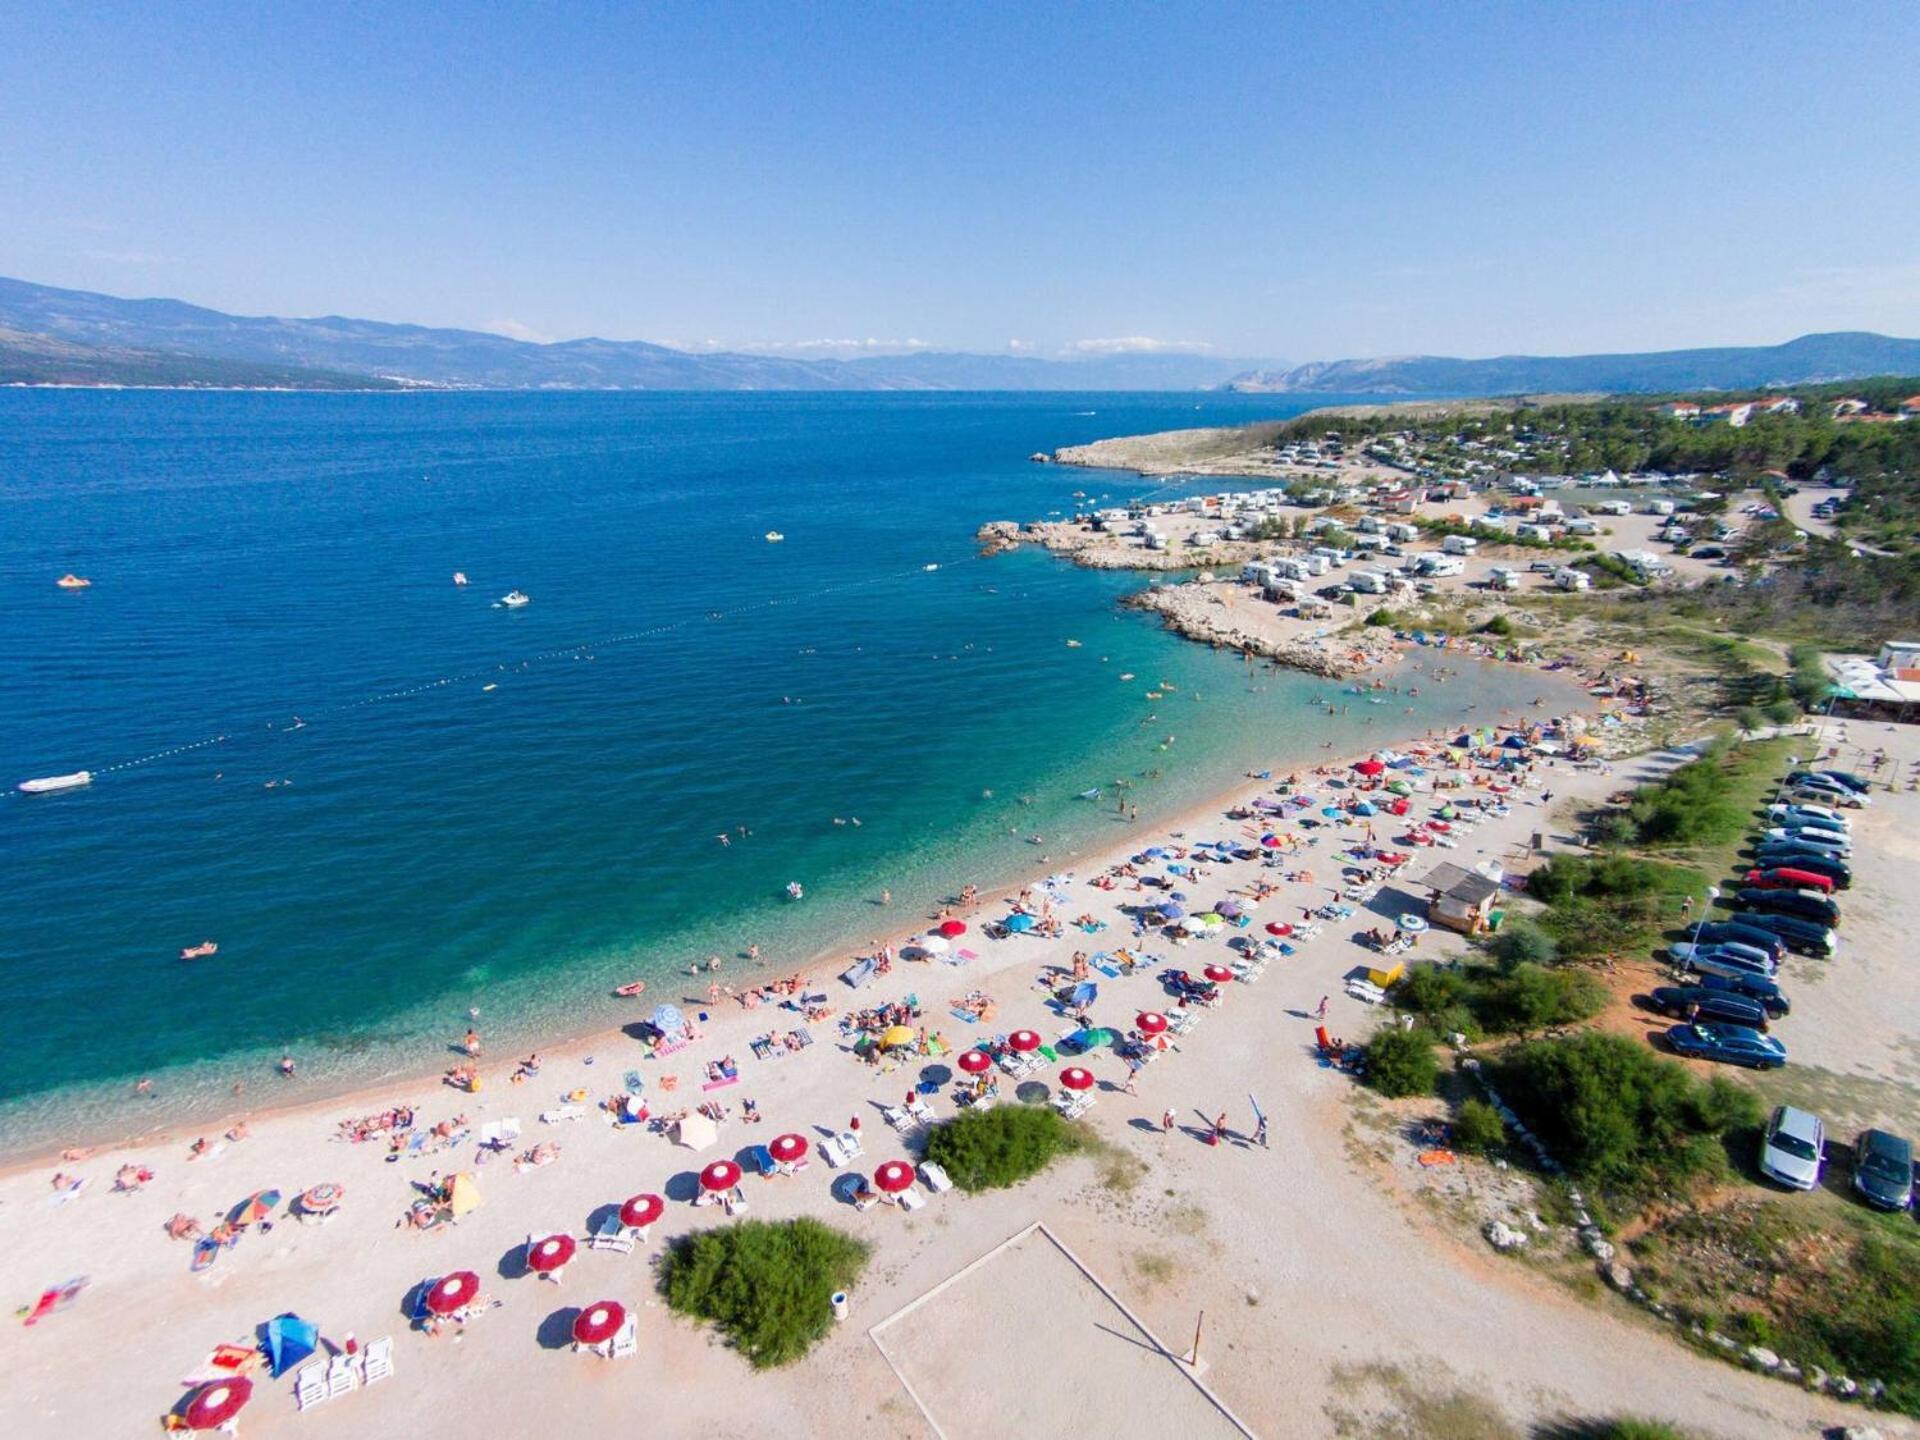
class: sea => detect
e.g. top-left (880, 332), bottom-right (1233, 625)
top-left (0, 389), bottom-right (1561, 1152)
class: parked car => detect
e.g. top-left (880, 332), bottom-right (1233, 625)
top-left (1670, 942), bottom-right (1778, 979)
top-left (1695, 970), bottom-right (1790, 1016)
top-left (1759, 1105), bottom-right (1825, 1190)
top-left (1647, 985), bottom-right (1770, 1028)
top-left (1851, 1129), bottom-right (1915, 1212)
top-left (1759, 827), bottom-right (1850, 856)
top-left (1766, 802), bottom-right (1850, 829)
top-left (1687, 921), bottom-right (1786, 961)
top-left (1735, 887), bottom-right (1840, 927)
top-left (1743, 867), bottom-right (1837, 894)
top-left (1664, 1022), bottom-right (1787, 1069)
top-left (1786, 771), bottom-right (1872, 804)
top-left (1731, 911), bottom-right (1837, 957)
top-left (1783, 785), bottom-right (1866, 810)
top-left (1814, 770), bottom-right (1871, 795)
top-left (1750, 848), bottom-right (1852, 883)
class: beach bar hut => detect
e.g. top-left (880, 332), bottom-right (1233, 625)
top-left (1412, 862), bottom-right (1502, 936)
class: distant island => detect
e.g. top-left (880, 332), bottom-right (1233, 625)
top-left (3, 274), bottom-right (1918, 394)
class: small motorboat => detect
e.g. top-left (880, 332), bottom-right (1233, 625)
top-left (614, 979), bottom-right (648, 997)
top-left (785, 881), bottom-right (805, 901)
top-left (56, 573), bottom-right (91, 589)
top-left (453, 571), bottom-right (469, 586)
top-left (180, 941), bottom-right (219, 961)
top-left (922, 563), bottom-right (940, 572)
top-left (18, 771), bottom-right (92, 795)
top-left (500, 590), bottom-right (531, 608)
top-left (765, 531), bottom-right (784, 543)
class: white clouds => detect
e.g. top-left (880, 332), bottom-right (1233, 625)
top-left (671, 336), bottom-right (934, 359)
top-left (1063, 335), bottom-right (1214, 356)
top-left (483, 318), bottom-right (555, 343)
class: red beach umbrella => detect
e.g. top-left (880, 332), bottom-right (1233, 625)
top-left (619, 1193), bottom-right (664, 1229)
top-left (957, 1048), bottom-right (992, 1074)
top-left (425, 1270), bottom-right (480, 1316)
top-left (1007, 1029), bottom-right (1042, 1053)
top-left (873, 1160), bottom-right (915, 1194)
top-left (1354, 758), bottom-right (1385, 776)
top-left (1203, 964), bottom-right (1236, 984)
top-left (572, 1300), bottom-right (626, 1348)
top-left (1059, 1066), bottom-right (1095, 1092)
top-left (699, 1159), bottom-right (743, 1193)
top-left (1265, 921), bottom-right (1294, 937)
top-left (937, 919), bottom-right (967, 937)
top-left (769, 1133), bottom-right (809, 1163)
top-left (182, 1377), bottom-right (253, 1431)
top-left (1135, 1011), bottom-right (1169, 1036)
top-left (527, 1233), bottom-right (576, 1274)
top-left (299, 1182), bottom-right (345, 1214)
top-left (1260, 834), bottom-right (1283, 848)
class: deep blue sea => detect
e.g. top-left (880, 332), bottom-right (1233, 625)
top-left (0, 390), bottom-right (1553, 1149)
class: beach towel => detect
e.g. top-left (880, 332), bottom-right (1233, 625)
top-left (701, 1075), bottom-right (740, 1093)
top-left (950, 1008), bottom-right (980, 1025)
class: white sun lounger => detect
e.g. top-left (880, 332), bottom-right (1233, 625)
top-left (918, 1160), bottom-right (953, 1193)
top-left (837, 1129), bottom-right (864, 1161)
top-left (883, 1105), bottom-right (913, 1131)
top-left (896, 1185), bottom-right (927, 1211)
top-left (906, 1096), bottom-right (935, 1125)
top-left (361, 1336), bottom-right (394, 1385)
top-left (610, 1314), bottom-right (638, 1359)
top-left (295, 1363), bottom-right (330, 1410)
top-left (821, 1135), bottom-right (850, 1168)
top-left (539, 1105), bottom-right (586, 1125)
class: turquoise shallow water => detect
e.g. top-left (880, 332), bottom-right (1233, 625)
top-left (0, 391), bottom-right (1556, 1150)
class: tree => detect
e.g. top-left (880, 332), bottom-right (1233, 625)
top-left (1488, 920), bottom-right (1557, 970)
top-left (1364, 1026), bottom-right (1438, 1097)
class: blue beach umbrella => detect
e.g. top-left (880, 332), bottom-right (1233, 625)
top-left (264, 1313), bottom-right (319, 1377)
top-left (650, 1004), bottom-right (685, 1036)
top-left (1156, 903), bottom-right (1185, 920)
top-left (1004, 913), bottom-right (1038, 934)
top-left (1069, 981), bottom-right (1099, 1008)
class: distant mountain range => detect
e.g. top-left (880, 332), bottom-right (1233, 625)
top-left (1222, 332), bottom-right (1920, 396)
top-left (2, 275), bottom-right (1916, 395)
top-left (0, 277), bottom-right (1266, 391)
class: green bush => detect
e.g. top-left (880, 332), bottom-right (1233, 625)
top-left (1480, 963), bottom-right (1607, 1034)
top-left (1488, 919), bottom-right (1558, 969)
top-left (1735, 705), bottom-right (1766, 733)
top-left (1364, 1026), bottom-right (1439, 1097)
top-left (1452, 1097), bottom-right (1506, 1155)
top-left (1480, 614), bottom-right (1515, 637)
top-left (659, 1218), bottom-right (870, 1368)
top-left (1363, 607), bottom-right (1398, 628)
top-left (922, 1103), bottom-right (1082, 1191)
top-left (1494, 1033), bottom-right (1760, 1207)
top-left (1764, 697), bottom-right (1801, 725)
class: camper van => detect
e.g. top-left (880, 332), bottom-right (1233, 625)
top-left (1554, 567), bottom-right (1592, 592)
top-left (1418, 555), bottom-right (1466, 579)
top-left (1441, 534), bottom-right (1478, 556)
top-left (1346, 569), bottom-right (1391, 595)
top-left (1487, 565), bottom-right (1522, 591)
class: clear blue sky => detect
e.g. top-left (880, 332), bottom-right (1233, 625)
top-left (1, 2), bottom-right (1915, 361)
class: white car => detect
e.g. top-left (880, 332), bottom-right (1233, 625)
top-left (1758, 1105), bottom-right (1825, 1191)
top-left (1760, 828), bottom-right (1849, 856)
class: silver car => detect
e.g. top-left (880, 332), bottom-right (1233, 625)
top-left (1759, 1105), bottom-right (1825, 1191)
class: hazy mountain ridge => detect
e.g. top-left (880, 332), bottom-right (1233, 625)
top-left (0, 277), bottom-right (1271, 391)
top-left (1224, 332), bottom-right (1920, 395)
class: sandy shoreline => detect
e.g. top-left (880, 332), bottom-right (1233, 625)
top-left (2, 671), bottom-right (1574, 1177)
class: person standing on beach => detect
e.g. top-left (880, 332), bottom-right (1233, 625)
top-left (1315, 995), bottom-right (1329, 1021)
top-left (1161, 1108), bottom-right (1176, 1135)
top-left (1122, 1063), bottom-right (1139, 1096)
top-left (1254, 1112), bottom-right (1269, 1148)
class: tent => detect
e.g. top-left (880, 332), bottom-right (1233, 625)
top-left (673, 1113), bottom-right (719, 1151)
top-left (446, 1173), bottom-right (482, 1220)
top-left (1067, 981), bottom-right (1098, 1008)
top-left (264, 1313), bottom-right (319, 1378)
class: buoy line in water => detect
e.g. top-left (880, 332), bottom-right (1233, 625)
top-left (17, 552), bottom-right (988, 793)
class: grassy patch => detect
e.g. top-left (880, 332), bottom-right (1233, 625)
top-left (1326, 1361), bottom-right (1525, 1440)
top-left (658, 1217), bottom-right (870, 1368)
top-left (921, 1103), bottom-right (1083, 1191)
top-left (1525, 852), bottom-right (1706, 963)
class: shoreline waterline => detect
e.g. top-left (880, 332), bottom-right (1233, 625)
top-left (1, 658), bottom-right (1587, 1169)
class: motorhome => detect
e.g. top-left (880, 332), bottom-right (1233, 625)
top-left (1487, 565), bottom-right (1522, 591)
top-left (1441, 534), bottom-right (1478, 556)
top-left (1554, 567), bottom-right (1592, 592)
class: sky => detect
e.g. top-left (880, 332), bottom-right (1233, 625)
top-left (1, 1), bottom-right (1916, 363)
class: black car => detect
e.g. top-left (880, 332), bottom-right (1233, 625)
top-left (1695, 970), bottom-right (1791, 1016)
top-left (1647, 985), bottom-right (1770, 1029)
top-left (1851, 1129), bottom-right (1915, 1212)
top-left (1736, 887), bottom-right (1840, 927)
top-left (1688, 921), bottom-right (1786, 961)
top-left (1817, 770), bottom-right (1871, 794)
top-left (1732, 910), bottom-right (1837, 956)
top-left (1752, 847), bottom-right (1852, 881)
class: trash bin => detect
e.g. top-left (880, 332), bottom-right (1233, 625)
top-left (830, 1292), bottom-right (849, 1322)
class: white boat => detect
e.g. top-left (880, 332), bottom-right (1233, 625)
top-left (922, 563), bottom-right (940, 572)
top-left (19, 771), bottom-right (92, 794)
top-left (453, 571), bottom-right (468, 586)
top-left (785, 881), bottom-right (805, 901)
top-left (765, 531), bottom-right (784, 543)
top-left (500, 590), bottom-right (531, 608)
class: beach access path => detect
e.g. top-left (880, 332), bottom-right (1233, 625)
top-left (0, 731), bottom-right (1882, 1439)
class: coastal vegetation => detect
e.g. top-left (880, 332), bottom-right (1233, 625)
top-left (1363, 1026), bottom-right (1439, 1097)
top-left (659, 1217), bottom-right (871, 1368)
top-left (921, 1104), bottom-right (1084, 1191)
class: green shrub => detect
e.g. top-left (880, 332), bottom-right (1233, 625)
top-left (1480, 963), bottom-right (1607, 1034)
top-left (1363, 607), bottom-right (1398, 628)
top-left (1480, 613), bottom-right (1515, 637)
top-left (1488, 919), bottom-right (1558, 969)
top-left (659, 1218), bottom-right (870, 1368)
top-left (922, 1103), bottom-right (1082, 1191)
top-left (1735, 705), bottom-right (1766, 733)
top-left (1364, 1026), bottom-right (1439, 1097)
top-left (1764, 697), bottom-right (1802, 725)
top-left (1494, 1033), bottom-right (1760, 1207)
top-left (1452, 1097), bottom-right (1506, 1155)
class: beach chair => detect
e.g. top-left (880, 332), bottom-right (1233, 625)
top-left (361, 1337), bottom-right (394, 1386)
top-left (723, 1188), bottom-right (750, 1216)
top-left (748, 1144), bottom-right (777, 1178)
top-left (906, 1095), bottom-right (935, 1126)
top-left (610, 1314), bottom-right (638, 1360)
top-left (896, 1185), bottom-right (926, 1212)
top-left (851, 1187), bottom-right (879, 1213)
top-left (324, 1354), bottom-right (359, 1400)
top-left (838, 1129), bottom-right (864, 1161)
top-left (918, 1161), bottom-right (953, 1194)
top-left (821, 1135), bottom-right (849, 1168)
top-left (539, 1104), bottom-right (586, 1125)
top-left (589, 1211), bottom-right (635, 1254)
top-left (294, 1363), bottom-right (330, 1410)
top-left (883, 1105), bottom-right (912, 1132)
top-left (478, 1118), bottom-right (521, 1147)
